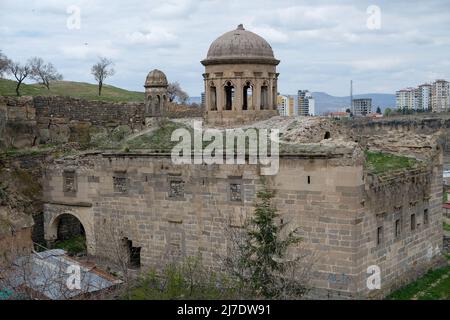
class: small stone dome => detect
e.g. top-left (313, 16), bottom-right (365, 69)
top-left (145, 69), bottom-right (168, 87)
top-left (202, 24), bottom-right (279, 66)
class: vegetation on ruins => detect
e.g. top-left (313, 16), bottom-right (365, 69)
top-left (386, 255), bottom-right (450, 300)
top-left (365, 150), bottom-right (422, 174)
top-left (54, 235), bottom-right (87, 256)
top-left (444, 223), bottom-right (450, 233)
top-left (225, 186), bottom-right (311, 299)
top-left (128, 257), bottom-right (239, 300)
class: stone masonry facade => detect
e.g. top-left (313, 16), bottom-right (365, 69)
top-left (42, 147), bottom-right (443, 299)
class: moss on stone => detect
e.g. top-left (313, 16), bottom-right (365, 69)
top-left (365, 150), bottom-right (422, 175)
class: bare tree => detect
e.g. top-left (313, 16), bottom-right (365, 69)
top-left (90, 57), bottom-right (115, 96)
top-left (29, 57), bottom-right (63, 90)
top-left (167, 82), bottom-right (189, 104)
top-left (0, 240), bottom-right (118, 300)
top-left (0, 50), bottom-right (10, 78)
top-left (7, 61), bottom-right (31, 96)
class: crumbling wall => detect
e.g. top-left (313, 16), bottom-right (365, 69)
top-left (356, 157), bottom-right (444, 298)
top-left (0, 97), bottom-right (38, 149)
top-left (42, 149), bottom-right (372, 299)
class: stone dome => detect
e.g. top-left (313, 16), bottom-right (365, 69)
top-left (145, 69), bottom-right (168, 87)
top-left (201, 24), bottom-right (279, 66)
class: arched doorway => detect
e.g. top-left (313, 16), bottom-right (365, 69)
top-left (52, 213), bottom-right (87, 256)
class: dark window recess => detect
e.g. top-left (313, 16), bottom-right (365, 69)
top-left (395, 219), bottom-right (401, 238)
top-left (324, 131), bottom-right (331, 139)
top-left (411, 214), bottom-right (416, 231)
top-left (307, 176), bottom-right (311, 184)
top-left (424, 209), bottom-right (429, 225)
top-left (230, 183), bottom-right (242, 201)
top-left (169, 180), bottom-right (185, 198)
top-left (63, 172), bottom-right (76, 193)
top-left (377, 226), bottom-right (383, 245)
top-left (113, 176), bottom-right (128, 193)
top-left (124, 238), bottom-right (141, 269)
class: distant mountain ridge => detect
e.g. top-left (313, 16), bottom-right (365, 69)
top-left (189, 92), bottom-right (396, 115)
top-left (310, 92), bottom-right (396, 114)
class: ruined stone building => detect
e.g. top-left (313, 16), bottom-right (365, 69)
top-left (144, 69), bottom-right (168, 119)
top-left (36, 25), bottom-right (445, 299)
top-left (202, 24), bottom-right (279, 125)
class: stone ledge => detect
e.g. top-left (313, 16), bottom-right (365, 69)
top-left (44, 201), bottom-right (92, 208)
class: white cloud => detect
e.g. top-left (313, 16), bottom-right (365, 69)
top-left (60, 42), bottom-right (120, 60)
top-left (250, 26), bottom-right (289, 44)
top-left (1, 0), bottom-right (449, 96)
top-left (126, 27), bottom-right (178, 47)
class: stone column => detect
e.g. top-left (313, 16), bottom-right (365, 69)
top-left (273, 79), bottom-right (278, 110)
top-left (235, 78), bottom-right (243, 111)
top-left (204, 79), bottom-right (210, 111)
top-left (217, 80), bottom-right (224, 112)
top-left (254, 79), bottom-right (261, 111)
top-left (267, 79), bottom-right (273, 111)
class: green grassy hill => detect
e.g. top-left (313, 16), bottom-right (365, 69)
top-left (0, 78), bottom-right (145, 103)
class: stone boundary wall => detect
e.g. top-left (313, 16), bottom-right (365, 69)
top-left (32, 96), bottom-right (145, 127)
top-left (0, 96), bottom-right (203, 149)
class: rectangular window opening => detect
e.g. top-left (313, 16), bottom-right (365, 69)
top-left (377, 226), bottom-right (383, 245)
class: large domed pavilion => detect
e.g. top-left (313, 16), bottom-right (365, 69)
top-left (201, 24), bottom-right (280, 125)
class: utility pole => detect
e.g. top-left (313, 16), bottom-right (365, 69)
top-left (350, 80), bottom-right (353, 111)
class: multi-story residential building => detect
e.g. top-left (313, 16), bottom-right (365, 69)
top-left (288, 96), bottom-right (295, 116)
top-left (396, 88), bottom-right (416, 110)
top-left (415, 84), bottom-right (432, 111)
top-left (277, 95), bottom-right (288, 116)
top-left (352, 98), bottom-right (372, 116)
top-left (298, 90), bottom-right (315, 116)
top-left (431, 79), bottom-right (449, 112)
top-left (277, 95), bottom-right (296, 116)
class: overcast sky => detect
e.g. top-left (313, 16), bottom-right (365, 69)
top-left (1, 0), bottom-right (449, 97)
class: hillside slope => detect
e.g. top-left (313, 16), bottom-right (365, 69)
top-left (0, 79), bottom-right (145, 103)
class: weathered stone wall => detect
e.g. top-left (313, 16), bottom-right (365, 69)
top-left (42, 151), bottom-right (365, 297)
top-left (356, 163), bottom-right (443, 299)
top-left (41, 146), bottom-right (443, 299)
top-left (0, 97), bottom-right (38, 149)
top-left (0, 228), bottom-right (33, 265)
top-left (0, 96), bottom-right (205, 149)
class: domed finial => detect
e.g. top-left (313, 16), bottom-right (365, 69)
top-left (237, 24), bottom-right (245, 30)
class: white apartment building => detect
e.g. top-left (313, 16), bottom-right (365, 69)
top-left (396, 88), bottom-right (416, 110)
top-left (277, 95), bottom-right (288, 116)
top-left (415, 84), bottom-right (432, 111)
top-left (431, 79), bottom-right (450, 112)
top-left (298, 90), bottom-right (315, 116)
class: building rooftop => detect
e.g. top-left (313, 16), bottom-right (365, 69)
top-left (201, 24), bottom-right (280, 66)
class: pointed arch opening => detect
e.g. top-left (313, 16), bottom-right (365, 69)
top-left (261, 84), bottom-right (269, 110)
top-left (225, 81), bottom-right (234, 111)
top-left (243, 81), bottom-right (253, 111)
top-left (209, 83), bottom-right (217, 111)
